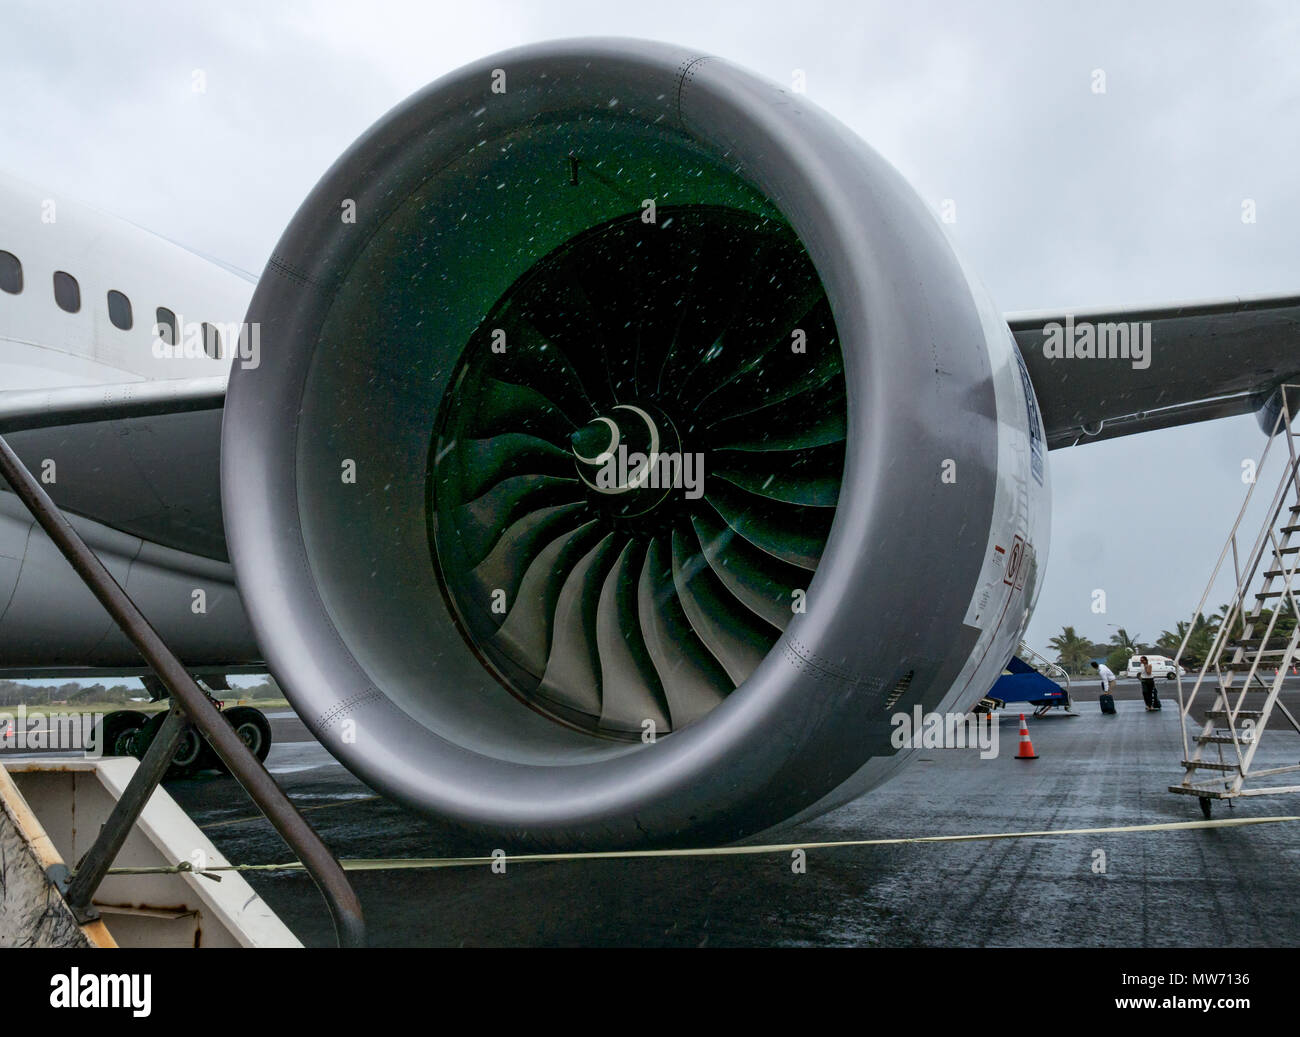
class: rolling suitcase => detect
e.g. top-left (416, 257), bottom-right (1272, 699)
top-left (1100, 693), bottom-right (1117, 715)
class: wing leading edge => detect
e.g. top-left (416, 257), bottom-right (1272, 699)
top-left (1010, 292), bottom-right (1300, 449)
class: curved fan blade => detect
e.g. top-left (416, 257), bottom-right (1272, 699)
top-left (696, 300), bottom-right (841, 423)
top-left (516, 274), bottom-right (621, 408)
top-left (453, 474), bottom-right (585, 565)
top-left (469, 502), bottom-right (588, 614)
top-left (706, 378), bottom-right (846, 451)
top-left (455, 433), bottom-right (573, 502)
top-left (537, 532), bottom-right (621, 716)
top-left (683, 286), bottom-right (825, 407)
top-left (689, 512), bottom-right (800, 632)
top-left (492, 519), bottom-right (603, 676)
top-left (670, 528), bottom-right (772, 686)
top-left (491, 314), bottom-right (601, 425)
top-left (712, 442), bottom-right (843, 507)
top-left (466, 376), bottom-right (579, 445)
top-left (431, 205), bottom-right (846, 740)
top-left (703, 483), bottom-right (831, 571)
top-left (638, 537), bottom-right (731, 727)
top-left (653, 225), bottom-right (764, 396)
top-left (596, 540), bottom-right (670, 732)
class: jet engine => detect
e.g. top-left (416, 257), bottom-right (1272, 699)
top-left (221, 38), bottom-right (1049, 848)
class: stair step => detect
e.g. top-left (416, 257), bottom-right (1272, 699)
top-left (1206, 709), bottom-right (1266, 719)
top-left (1280, 524), bottom-right (1300, 535)
top-left (1261, 568), bottom-right (1300, 580)
top-left (1197, 733), bottom-right (1255, 745)
top-left (1182, 759), bottom-right (1241, 772)
top-left (1255, 589), bottom-right (1286, 599)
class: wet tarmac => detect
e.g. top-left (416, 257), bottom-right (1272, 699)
top-left (136, 681), bottom-right (1300, 947)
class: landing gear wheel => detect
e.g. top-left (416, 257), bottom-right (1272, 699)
top-left (222, 707), bottom-right (272, 765)
top-left (1199, 797), bottom-right (1213, 820)
top-left (134, 711), bottom-right (206, 780)
top-left (94, 710), bottom-right (148, 757)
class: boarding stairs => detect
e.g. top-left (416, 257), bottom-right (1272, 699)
top-left (1171, 386), bottom-right (1300, 817)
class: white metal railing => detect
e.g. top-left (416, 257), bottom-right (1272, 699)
top-left (1170, 385), bottom-right (1300, 809)
top-left (1016, 640), bottom-right (1072, 692)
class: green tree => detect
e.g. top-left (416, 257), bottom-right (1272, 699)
top-left (1108, 627), bottom-right (1143, 667)
top-left (1049, 625), bottom-right (1093, 675)
top-left (1183, 612), bottom-right (1218, 665)
top-left (1109, 627), bottom-right (1143, 652)
top-left (1156, 620), bottom-right (1190, 656)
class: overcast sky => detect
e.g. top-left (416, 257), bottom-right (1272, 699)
top-left (3, 0), bottom-right (1298, 655)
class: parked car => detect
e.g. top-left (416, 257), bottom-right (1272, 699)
top-left (1125, 655), bottom-right (1185, 680)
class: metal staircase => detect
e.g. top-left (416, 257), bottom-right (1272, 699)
top-left (1171, 386), bottom-right (1300, 817)
top-left (1016, 641), bottom-right (1074, 714)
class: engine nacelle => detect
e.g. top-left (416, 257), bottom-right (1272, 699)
top-left (222, 38), bottom-right (1049, 848)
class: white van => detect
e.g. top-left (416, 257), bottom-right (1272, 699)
top-left (1125, 655), bottom-right (1184, 680)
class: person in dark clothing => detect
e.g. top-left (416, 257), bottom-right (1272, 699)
top-left (1138, 655), bottom-right (1161, 711)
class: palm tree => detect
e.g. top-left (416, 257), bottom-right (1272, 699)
top-left (1184, 612), bottom-right (1218, 666)
top-left (1109, 627), bottom-right (1143, 657)
top-left (1156, 620), bottom-right (1190, 656)
top-left (1049, 625), bottom-right (1094, 675)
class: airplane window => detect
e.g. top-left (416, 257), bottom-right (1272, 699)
top-left (107, 290), bottom-right (133, 330)
top-left (0, 251), bottom-right (21, 294)
top-left (202, 322), bottom-right (222, 360)
top-left (155, 307), bottom-right (177, 346)
top-left (53, 271), bottom-right (80, 313)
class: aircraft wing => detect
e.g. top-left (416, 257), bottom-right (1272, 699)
top-left (1010, 292), bottom-right (1300, 449)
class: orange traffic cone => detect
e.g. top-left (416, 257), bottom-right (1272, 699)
top-left (1015, 713), bottom-right (1038, 760)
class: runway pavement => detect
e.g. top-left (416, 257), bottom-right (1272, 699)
top-left (147, 683), bottom-right (1300, 947)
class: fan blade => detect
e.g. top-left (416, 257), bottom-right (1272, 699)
top-left (454, 433), bottom-right (573, 503)
top-left (492, 519), bottom-right (603, 677)
top-left (596, 540), bottom-right (670, 733)
top-left (697, 300), bottom-right (841, 424)
top-left (465, 376), bottom-right (578, 445)
top-left (516, 272), bottom-right (621, 408)
top-left (468, 502), bottom-right (588, 617)
top-left (491, 313), bottom-right (600, 425)
top-left (453, 474), bottom-right (585, 566)
top-left (712, 442), bottom-right (843, 507)
top-left (653, 221), bottom-right (762, 397)
top-left (707, 379), bottom-right (846, 451)
top-left (638, 537), bottom-right (731, 727)
top-left (703, 483), bottom-right (830, 571)
top-left (683, 287), bottom-right (825, 408)
top-left (689, 512), bottom-right (800, 631)
top-left (537, 532), bottom-right (621, 716)
top-left (670, 528), bottom-right (773, 686)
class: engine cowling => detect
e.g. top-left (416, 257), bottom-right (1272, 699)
top-left (221, 38), bottom-right (1049, 848)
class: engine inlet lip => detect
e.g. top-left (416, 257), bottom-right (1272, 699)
top-left (222, 37), bottom-right (989, 845)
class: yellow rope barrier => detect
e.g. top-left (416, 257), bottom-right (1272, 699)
top-left (104, 813), bottom-right (1300, 878)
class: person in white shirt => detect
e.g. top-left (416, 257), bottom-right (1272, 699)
top-left (1091, 660), bottom-right (1116, 694)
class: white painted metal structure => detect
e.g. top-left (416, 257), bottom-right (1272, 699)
top-left (1, 757), bottom-right (300, 947)
top-left (1171, 386), bottom-right (1300, 812)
